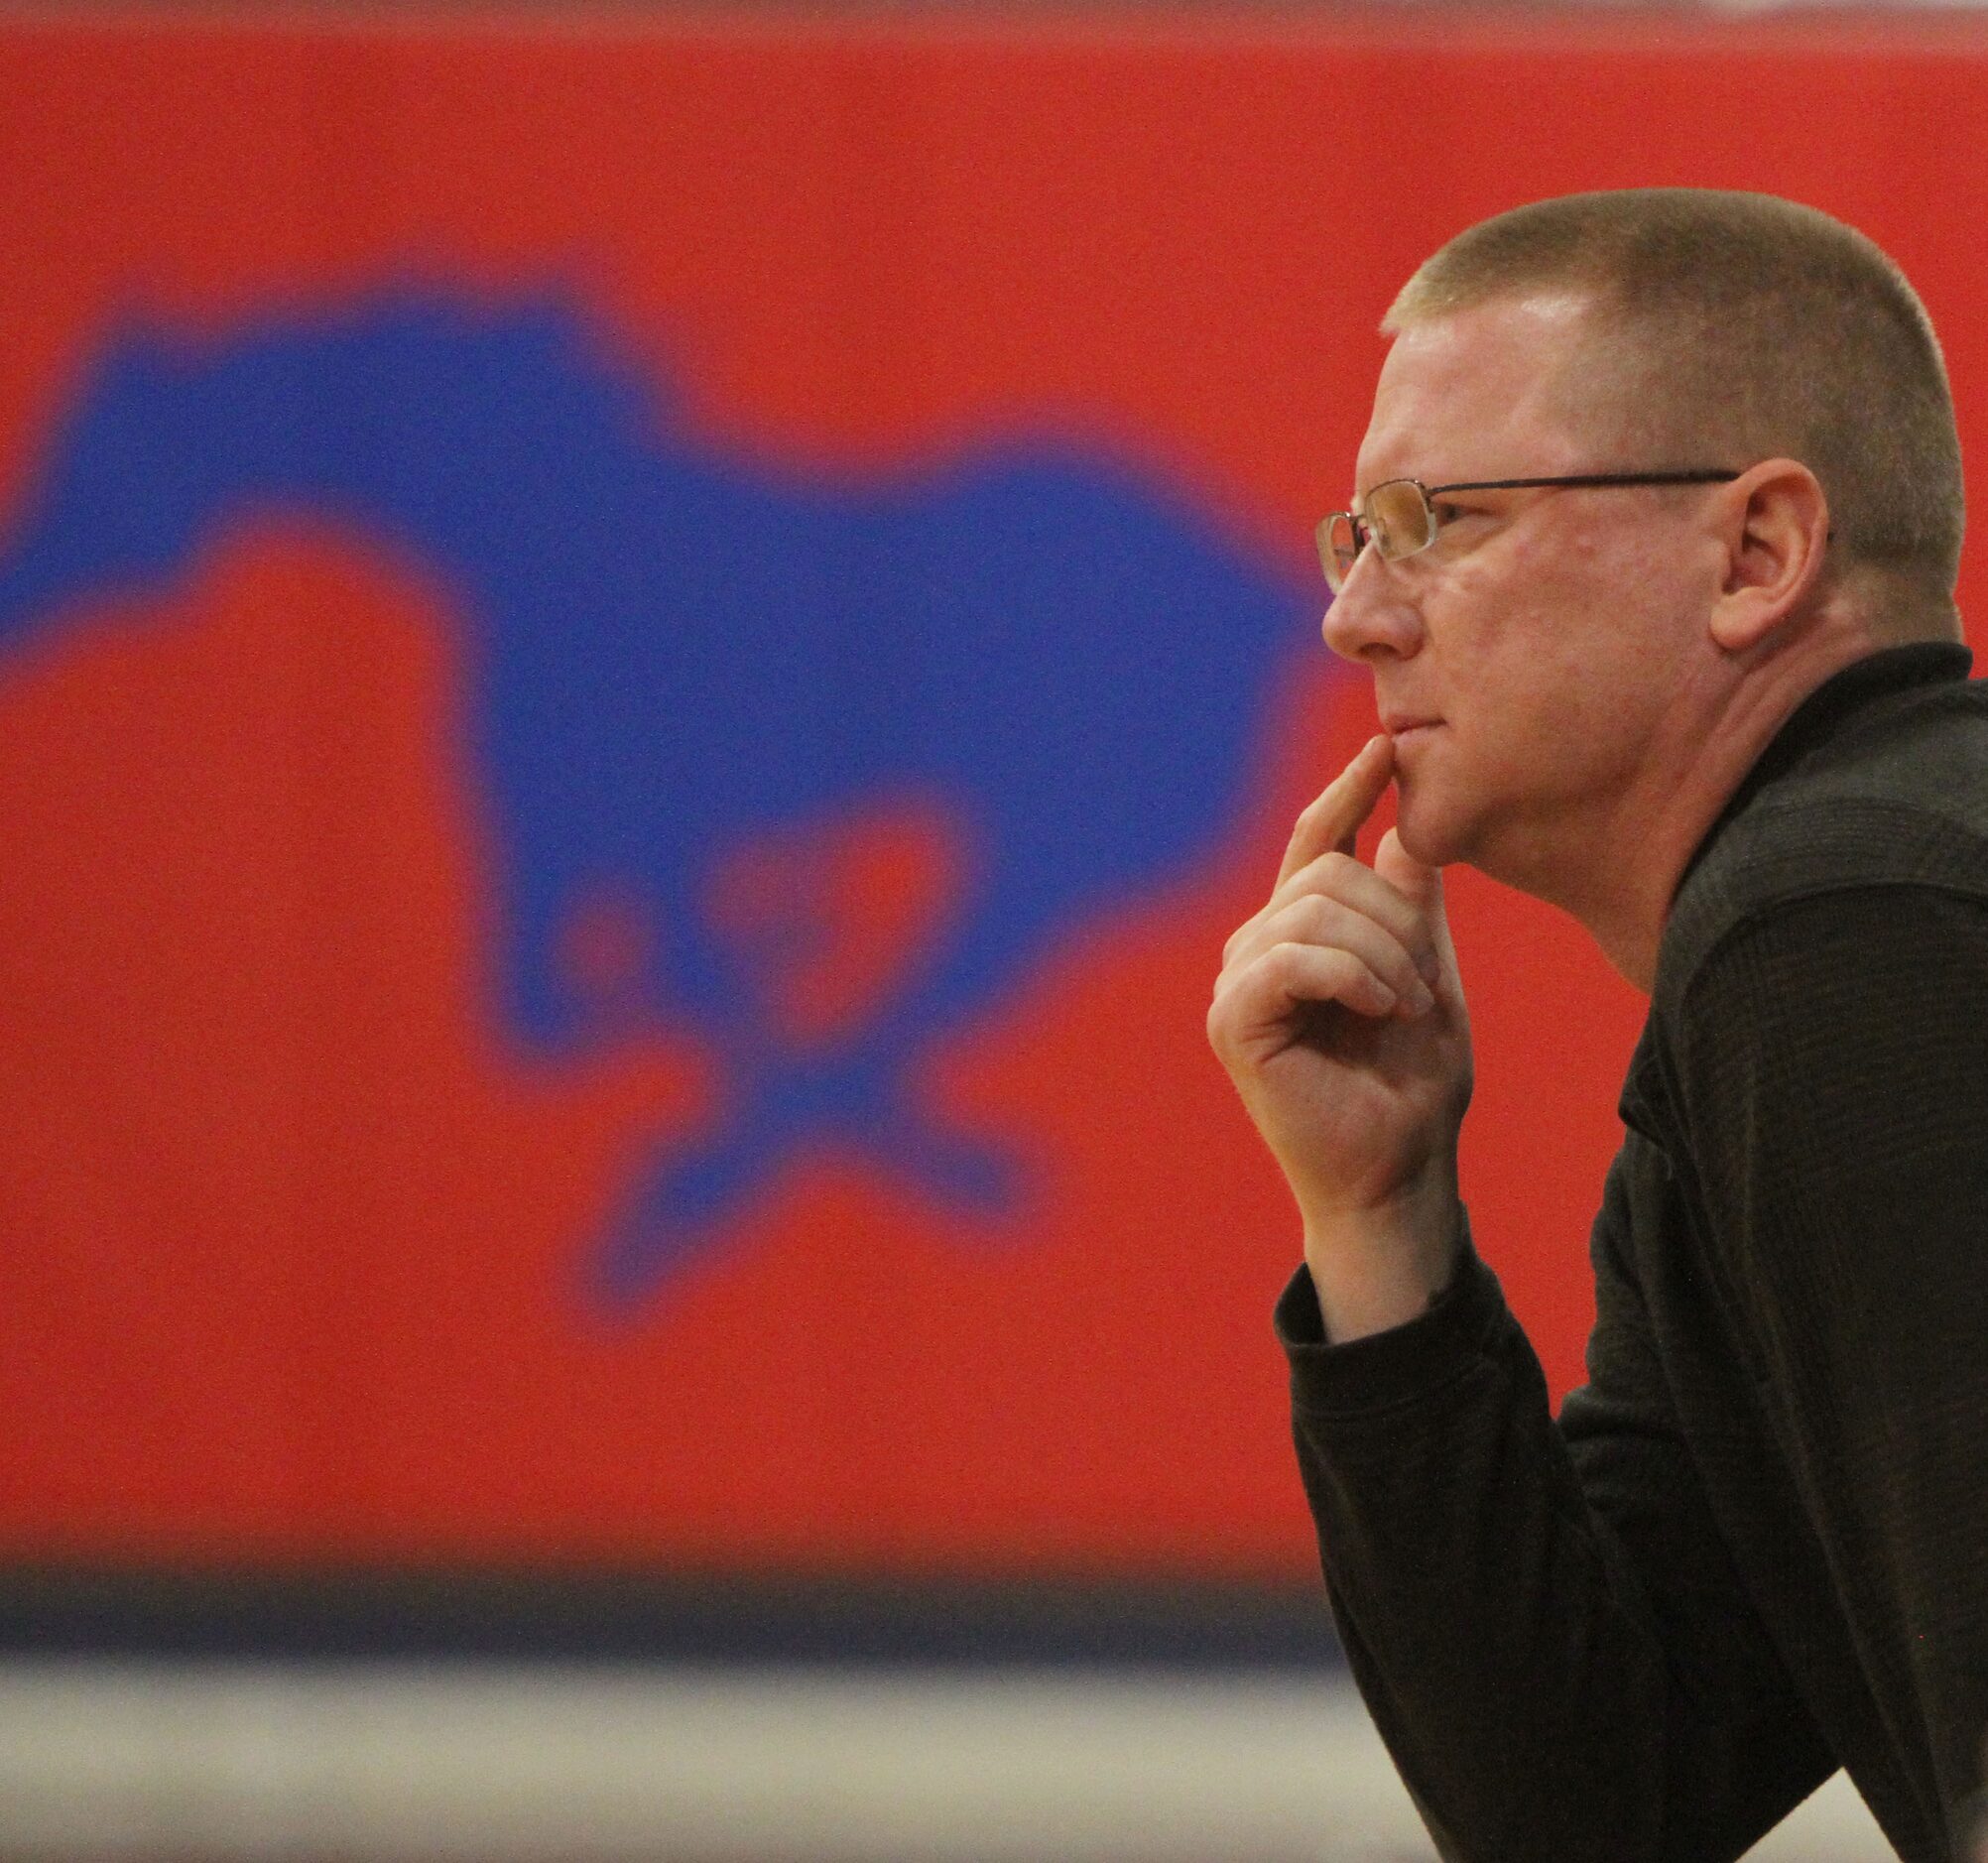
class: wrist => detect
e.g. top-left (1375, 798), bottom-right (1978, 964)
top-left (1300, 1180), bottom-right (1464, 1345)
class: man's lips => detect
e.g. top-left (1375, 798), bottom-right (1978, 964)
top-left (1382, 714), bottom-right (1442, 739)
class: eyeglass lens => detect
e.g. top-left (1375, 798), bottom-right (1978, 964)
top-left (1318, 513), bottom-right (1359, 590)
top-left (1365, 480), bottom-right (1436, 561)
top-left (1318, 480), bottom-right (1438, 591)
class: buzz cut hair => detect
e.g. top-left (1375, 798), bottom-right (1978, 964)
top-left (1385, 188), bottom-right (1964, 611)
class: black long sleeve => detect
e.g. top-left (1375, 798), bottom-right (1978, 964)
top-left (1280, 880), bottom-right (1988, 1862)
top-left (1280, 1176), bottom-right (1831, 1863)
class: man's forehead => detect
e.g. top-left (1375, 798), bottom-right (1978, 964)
top-left (1354, 290), bottom-right (1597, 488)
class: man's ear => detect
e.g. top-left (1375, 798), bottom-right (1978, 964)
top-left (1708, 458), bottom-right (1831, 654)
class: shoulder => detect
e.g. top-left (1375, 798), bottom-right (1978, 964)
top-left (1623, 676), bottom-right (1988, 1133)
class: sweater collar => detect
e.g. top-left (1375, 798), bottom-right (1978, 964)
top-left (1625, 639), bottom-right (1973, 1136)
top-left (1678, 639), bottom-right (1973, 894)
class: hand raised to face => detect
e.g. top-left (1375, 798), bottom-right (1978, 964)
top-left (1207, 734), bottom-right (1474, 1341)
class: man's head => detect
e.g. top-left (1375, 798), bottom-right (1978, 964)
top-left (1385, 187), bottom-right (1963, 617)
top-left (1325, 189), bottom-right (1963, 907)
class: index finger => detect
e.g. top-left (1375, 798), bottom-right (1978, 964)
top-left (1277, 733), bottom-right (1396, 886)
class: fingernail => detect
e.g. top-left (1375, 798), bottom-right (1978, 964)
top-left (1409, 980), bottom-right (1435, 1016)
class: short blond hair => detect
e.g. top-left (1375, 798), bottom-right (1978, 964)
top-left (1387, 189), bottom-right (1964, 613)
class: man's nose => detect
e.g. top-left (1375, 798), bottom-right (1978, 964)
top-left (1320, 551), bottom-right (1424, 664)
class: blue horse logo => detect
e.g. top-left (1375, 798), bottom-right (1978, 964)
top-left (0, 291), bottom-right (1314, 1300)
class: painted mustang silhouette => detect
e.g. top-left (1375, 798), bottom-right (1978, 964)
top-left (0, 292), bottom-right (1313, 1299)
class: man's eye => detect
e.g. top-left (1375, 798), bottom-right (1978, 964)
top-left (1430, 501), bottom-right (1473, 526)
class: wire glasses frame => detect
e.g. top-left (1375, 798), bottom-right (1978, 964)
top-left (1316, 470), bottom-right (1741, 592)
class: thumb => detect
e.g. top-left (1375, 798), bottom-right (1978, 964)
top-left (1376, 826), bottom-right (1458, 971)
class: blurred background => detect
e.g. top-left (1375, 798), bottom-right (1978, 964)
top-left (0, 3), bottom-right (1979, 1857)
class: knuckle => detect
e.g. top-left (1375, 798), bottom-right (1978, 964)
top-left (1222, 911), bottom-right (1263, 965)
top-left (1296, 890), bottom-right (1343, 946)
top-left (1263, 939), bottom-right (1309, 990)
top-left (1207, 978), bottom-right (1250, 1044)
top-left (1269, 938), bottom-right (1339, 993)
top-left (1281, 894), bottom-right (1327, 940)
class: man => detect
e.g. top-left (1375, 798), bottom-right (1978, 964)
top-left (1206, 188), bottom-right (1988, 1862)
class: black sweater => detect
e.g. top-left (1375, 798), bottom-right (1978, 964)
top-left (1277, 642), bottom-right (1988, 1863)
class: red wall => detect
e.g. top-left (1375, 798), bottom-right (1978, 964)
top-left (0, 14), bottom-right (1980, 1580)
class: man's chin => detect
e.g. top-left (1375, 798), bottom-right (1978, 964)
top-left (1391, 796), bottom-right (1465, 870)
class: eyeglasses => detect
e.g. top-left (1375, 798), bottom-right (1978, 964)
top-left (1316, 470), bottom-right (1741, 592)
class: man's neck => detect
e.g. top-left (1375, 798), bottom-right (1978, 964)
top-left (1517, 616), bottom-right (1891, 993)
